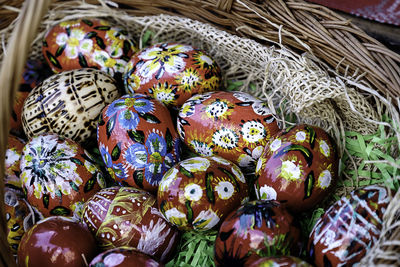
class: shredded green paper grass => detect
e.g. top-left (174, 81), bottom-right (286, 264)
top-left (166, 230), bottom-right (218, 267)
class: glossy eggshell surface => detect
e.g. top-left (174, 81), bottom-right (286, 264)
top-left (123, 43), bottom-right (221, 107)
top-left (82, 187), bottom-right (179, 263)
top-left (158, 156), bottom-right (248, 231)
top-left (214, 200), bottom-right (301, 266)
top-left (247, 256), bottom-right (312, 267)
top-left (17, 216), bottom-right (97, 267)
top-left (22, 68), bottom-right (120, 143)
top-left (89, 247), bottom-right (163, 267)
top-left (5, 135), bottom-right (25, 190)
top-left (178, 91), bottom-right (279, 172)
top-left (97, 94), bottom-right (181, 193)
top-left (255, 124), bottom-right (338, 212)
top-left (4, 189), bottom-right (31, 254)
top-left (11, 60), bottom-right (52, 135)
top-left (20, 133), bottom-right (105, 218)
top-left (308, 185), bottom-right (391, 267)
top-left (43, 18), bottom-right (137, 76)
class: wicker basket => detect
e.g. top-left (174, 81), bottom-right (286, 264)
top-left (1, 0), bottom-right (400, 266)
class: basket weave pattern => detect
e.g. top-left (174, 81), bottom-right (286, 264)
top-left (1, 0), bottom-right (400, 266)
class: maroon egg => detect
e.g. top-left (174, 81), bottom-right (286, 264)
top-left (82, 187), bottom-right (179, 263)
top-left (308, 185), bottom-right (391, 267)
top-left (214, 200), bottom-right (302, 266)
top-left (17, 216), bottom-right (98, 267)
top-left (255, 124), bottom-right (339, 212)
top-left (97, 94), bottom-right (181, 193)
top-left (157, 156), bottom-right (248, 231)
top-left (123, 43), bottom-right (221, 107)
top-left (89, 247), bottom-right (163, 267)
top-left (178, 91), bottom-right (280, 173)
top-left (43, 18), bottom-right (137, 77)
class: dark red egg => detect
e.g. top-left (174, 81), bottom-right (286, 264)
top-left (20, 133), bottom-right (105, 218)
top-left (89, 247), bottom-right (163, 267)
top-left (247, 256), bottom-right (312, 267)
top-left (214, 200), bottom-right (302, 266)
top-left (308, 185), bottom-right (391, 267)
top-left (82, 187), bottom-right (179, 263)
top-left (97, 94), bottom-right (181, 193)
top-left (177, 91), bottom-right (279, 173)
top-left (255, 124), bottom-right (339, 212)
top-left (157, 156), bottom-right (248, 231)
top-left (10, 60), bottom-right (52, 135)
top-left (17, 216), bottom-right (98, 267)
top-left (5, 135), bottom-right (25, 190)
top-left (43, 18), bottom-right (137, 77)
top-left (123, 43), bottom-right (221, 107)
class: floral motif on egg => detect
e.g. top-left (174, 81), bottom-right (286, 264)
top-left (178, 91), bottom-right (280, 173)
top-left (4, 135), bottom-right (25, 190)
top-left (308, 185), bottom-right (392, 267)
top-left (82, 187), bottom-right (179, 263)
top-left (124, 43), bottom-right (221, 107)
top-left (20, 133), bottom-right (105, 217)
top-left (97, 94), bottom-right (181, 193)
top-left (214, 200), bottom-right (302, 266)
top-left (255, 124), bottom-right (339, 212)
top-left (43, 18), bottom-right (137, 76)
top-left (158, 156), bottom-right (248, 231)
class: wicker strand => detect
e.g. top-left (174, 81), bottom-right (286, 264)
top-left (0, 0), bottom-right (51, 265)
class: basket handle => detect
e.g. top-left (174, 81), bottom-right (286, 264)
top-left (0, 0), bottom-right (51, 266)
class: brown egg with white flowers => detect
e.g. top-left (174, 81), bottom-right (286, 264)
top-left (254, 124), bottom-right (339, 212)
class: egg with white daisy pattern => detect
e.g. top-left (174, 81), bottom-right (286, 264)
top-left (157, 156), bottom-right (248, 231)
top-left (177, 91), bottom-right (279, 173)
top-left (254, 124), bottom-right (339, 213)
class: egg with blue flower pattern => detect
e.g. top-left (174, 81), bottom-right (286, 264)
top-left (97, 94), bottom-right (181, 193)
top-left (123, 43), bottom-right (221, 107)
top-left (43, 18), bottom-right (138, 79)
top-left (177, 91), bottom-right (279, 173)
top-left (254, 124), bottom-right (339, 213)
top-left (157, 156), bottom-right (248, 231)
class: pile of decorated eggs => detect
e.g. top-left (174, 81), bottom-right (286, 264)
top-left (2, 15), bottom-right (390, 267)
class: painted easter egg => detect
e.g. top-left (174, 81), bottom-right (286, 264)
top-left (254, 124), bottom-right (339, 212)
top-left (177, 91), bottom-right (279, 173)
top-left (43, 18), bottom-right (137, 78)
top-left (17, 216), bottom-right (97, 267)
top-left (10, 59), bottom-right (52, 136)
top-left (123, 43), bottom-right (221, 107)
top-left (82, 187), bottom-right (179, 263)
top-left (5, 135), bottom-right (25, 191)
top-left (158, 156), bottom-right (248, 231)
top-left (214, 200), bottom-right (302, 266)
top-left (89, 247), bottom-right (162, 267)
top-left (20, 133), bottom-right (106, 218)
top-left (4, 188), bottom-right (39, 254)
top-left (247, 256), bottom-right (312, 267)
top-left (97, 94), bottom-right (181, 193)
top-left (308, 185), bottom-right (391, 267)
top-left (22, 68), bottom-right (120, 144)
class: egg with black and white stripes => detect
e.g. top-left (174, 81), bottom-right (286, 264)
top-left (22, 68), bottom-right (120, 143)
